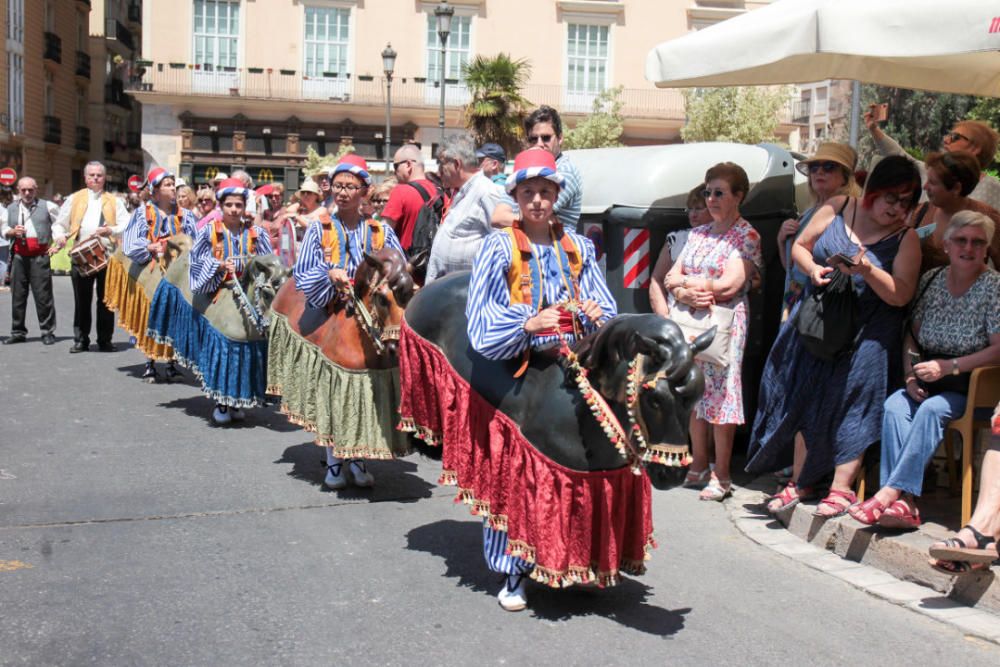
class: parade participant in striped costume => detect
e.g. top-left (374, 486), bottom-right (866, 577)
top-left (291, 154), bottom-right (404, 489)
top-left (186, 178), bottom-right (273, 424)
top-left (118, 167), bottom-right (198, 381)
top-left (465, 148), bottom-right (616, 611)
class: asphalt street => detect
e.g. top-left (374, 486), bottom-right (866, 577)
top-left (1, 277), bottom-right (998, 666)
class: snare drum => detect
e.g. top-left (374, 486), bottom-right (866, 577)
top-left (69, 235), bottom-right (112, 277)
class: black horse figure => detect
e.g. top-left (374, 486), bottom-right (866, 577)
top-left (399, 271), bottom-right (712, 587)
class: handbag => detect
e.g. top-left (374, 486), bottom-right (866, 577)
top-left (795, 268), bottom-right (858, 361)
top-left (670, 301), bottom-right (736, 367)
top-left (907, 267), bottom-right (972, 396)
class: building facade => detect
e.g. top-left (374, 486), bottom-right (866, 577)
top-left (1, 0), bottom-right (143, 196)
top-left (130, 0), bottom-right (795, 189)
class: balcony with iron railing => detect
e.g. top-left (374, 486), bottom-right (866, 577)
top-left (44, 32), bottom-right (62, 64)
top-left (105, 19), bottom-right (135, 51)
top-left (75, 126), bottom-right (91, 152)
top-left (126, 67), bottom-right (690, 121)
top-left (105, 80), bottom-right (133, 110)
top-left (44, 116), bottom-right (62, 145)
top-left (75, 51), bottom-right (91, 79)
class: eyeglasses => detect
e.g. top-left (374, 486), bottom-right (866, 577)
top-left (880, 191), bottom-right (913, 207)
top-left (527, 134), bottom-right (554, 144)
top-left (393, 159), bottom-right (413, 171)
top-left (197, 198), bottom-right (214, 204)
top-left (948, 235), bottom-right (988, 249)
top-left (702, 188), bottom-right (728, 199)
top-left (808, 161), bottom-right (841, 174)
top-left (944, 131), bottom-right (969, 144)
top-left (331, 183), bottom-right (362, 193)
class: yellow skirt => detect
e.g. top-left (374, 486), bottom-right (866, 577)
top-left (103, 255), bottom-right (174, 361)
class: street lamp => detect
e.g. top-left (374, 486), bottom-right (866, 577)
top-left (382, 42), bottom-right (397, 175)
top-left (434, 1), bottom-right (454, 143)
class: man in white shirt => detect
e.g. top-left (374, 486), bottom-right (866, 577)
top-left (55, 161), bottom-right (131, 352)
top-left (1, 177), bottom-right (65, 345)
top-left (426, 134), bottom-right (504, 282)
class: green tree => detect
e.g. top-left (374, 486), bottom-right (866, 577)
top-left (462, 53), bottom-right (533, 156)
top-left (681, 86), bottom-right (790, 144)
top-left (561, 85), bottom-right (625, 150)
top-left (300, 144), bottom-right (355, 183)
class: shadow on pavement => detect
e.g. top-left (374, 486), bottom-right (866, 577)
top-left (276, 443), bottom-right (436, 501)
top-left (153, 395), bottom-right (304, 432)
top-left (406, 519), bottom-right (691, 636)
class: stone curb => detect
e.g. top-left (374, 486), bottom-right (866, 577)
top-left (726, 484), bottom-right (1000, 645)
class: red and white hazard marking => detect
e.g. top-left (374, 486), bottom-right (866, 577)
top-left (623, 228), bottom-right (650, 289)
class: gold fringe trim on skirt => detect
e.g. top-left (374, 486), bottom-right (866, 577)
top-left (103, 257), bottom-right (173, 361)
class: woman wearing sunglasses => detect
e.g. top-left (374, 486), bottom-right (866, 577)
top-left (747, 156), bottom-right (923, 518)
top-left (867, 112), bottom-right (1000, 212)
top-left (663, 162), bottom-right (763, 501)
top-left (910, 151), bottom-right (1000, 272)
top-left (781, 143), bottom-right (860, 320)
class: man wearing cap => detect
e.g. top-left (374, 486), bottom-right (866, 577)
top-left (56, 161), bottom-right (131, 353)
top-left (476, 143), bottom-right (508, 186)
top-left (1, 177), bottom-right (65, 345)
top-left (491, 106), bottom-right (582, 230)
top-left (426, 134), bottom-right (504, 283)
top-left (381, 144), bottom-right (443, 253)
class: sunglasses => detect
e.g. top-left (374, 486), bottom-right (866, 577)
top-left (948, 235), bottom-right (987, 249)
top-left (527, 134), bottom-right (554, 144)
top-left (393, 159), bottom-right (413, 171)
top-left (944, 131), bottom-right (969, 144)
top-left (808, 161), bottom-right (841, 174)
top-left (702, 188), bottom-right (728, 199)
top-left (370, 198), bottom-right (388, 205)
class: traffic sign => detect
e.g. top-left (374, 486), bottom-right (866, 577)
top-left (127, 175), bottom-right (142, 192)
top-left (0, 167), bottom-right (17, 187)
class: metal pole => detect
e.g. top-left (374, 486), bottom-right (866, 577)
top-left (848, 80), bottom-right (862, 148)
top-left (439, 35), bottom-right (447, 143)
top-left (384, 74), bottom-right (393, 175)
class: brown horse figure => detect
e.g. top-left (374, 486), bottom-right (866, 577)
top-left (267, 247), bottom-right (425, 459)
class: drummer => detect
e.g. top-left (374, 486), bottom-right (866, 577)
top-left (56, 161), bottom-right (131, 353)
top-left (121, 167), bottom-right (198, 381)
top-left (293, 154), bottom-right (404, 489)
top-left (465, 148), bottom-right (616, 610)
top-left (189, 177), bottom-right (274, 425)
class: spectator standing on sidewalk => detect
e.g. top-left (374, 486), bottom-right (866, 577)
top-left (381, 144), bottom-right (443, 253)
top-left (1, 177), bottom-right (65, 345)
top-left (476, 143), bottom-right (508, 186)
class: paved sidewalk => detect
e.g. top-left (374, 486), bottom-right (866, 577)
top-left (726, 483), bottom-right (1000, 644)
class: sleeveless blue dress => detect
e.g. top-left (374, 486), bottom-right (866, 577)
top-left (745, 211), bottom-right (906, 486)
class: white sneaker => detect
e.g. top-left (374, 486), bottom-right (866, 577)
top-left (212, 405), bottom-right (232, 425)
top-left (324, 463), bottom-right (348, 490)
top-left (348, 459), bottom-right (375, 487)
top-left (497, 574), bottom-right (528, 612)
top-left (229, 407), bottom-right (246, 421)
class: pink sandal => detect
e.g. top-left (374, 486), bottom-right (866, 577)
top-left (847, 497), bottom-right (886, 525)
top-left (813, 489), bottom-right (858, 518)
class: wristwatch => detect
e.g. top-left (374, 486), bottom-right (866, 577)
top-left (951, 359), bottom-right (961, 376)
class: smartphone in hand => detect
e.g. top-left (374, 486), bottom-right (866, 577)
top-left (907, 349), bottom-right (921, 368)
top-left (871, 102), bottom-right (889, 122)
top-left (827, 252), bottom-right (858, 269)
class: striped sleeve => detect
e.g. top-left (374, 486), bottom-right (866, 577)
top-left (554, 156), bottom-right (582, 228)
top-left (181, 210), bottom-right (199, 237)
top-left (253, 225), bottom-right (274, 256)
top-left (466, 233), bottom-right (535, 361)
top-left (188, 225), bottom-right (223, 294)
top-left (294, 220), bottom-right (336, 309)
top-left (122, 206), bottom-right (152, 264)
top-left (382, 223), bottom-right (404, 257)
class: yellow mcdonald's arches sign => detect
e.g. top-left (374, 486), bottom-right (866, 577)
top-left (205, 166), bottom-right (219, 181)
top-left (257, 168), bottom-right (274, 183)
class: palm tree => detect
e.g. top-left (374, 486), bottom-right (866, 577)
top-left (462, 54), bottom-right (532, 156)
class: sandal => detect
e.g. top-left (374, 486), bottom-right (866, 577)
top-left (682, 468), bottom-right (711, 489)
top-left (813, 489), bottom-right (858, 518)
top-left (699, 478), bottom-right (732, 502)
top-left (876, 498), bottom-right (921, 531)
top-left (930, 525), bottom-right (999, 564)
top-left (766, 482), bottom-right (815, 514)
top-left (929, 557), bottom-right (996, 575)
top-left (847, 496), bottom-right (886, 525)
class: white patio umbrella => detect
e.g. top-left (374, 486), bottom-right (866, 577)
top-left (645, 0), bottom-right (1000, 97)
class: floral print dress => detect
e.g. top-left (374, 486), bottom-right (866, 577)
top-left (668, 219), bottom-right (762, 425)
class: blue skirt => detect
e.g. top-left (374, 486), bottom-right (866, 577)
top-left (147, 281), bottom-right (268, 408)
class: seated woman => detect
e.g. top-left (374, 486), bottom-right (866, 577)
top-left (293, 154), bottom-right (403, 490)
top-left (746, 156), bottom-right (923, 518)
top-left (910, 151), bottom-right (1000, 272)
top-left (188, 178), bottom-right (274, 424)
top-left (466, 148), bottom-right (617, 611)
top-left (661, 164), bottom-right (763, 502)
top-left (849, 211), bottom-right (1000, 528)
